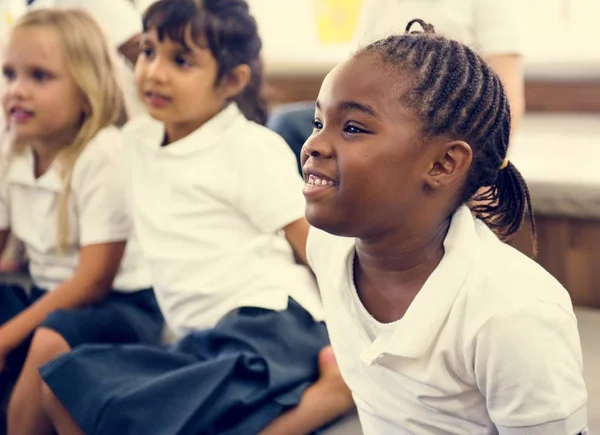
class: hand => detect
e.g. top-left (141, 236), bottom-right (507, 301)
top-left (0, 259), bottom-right (25, 273)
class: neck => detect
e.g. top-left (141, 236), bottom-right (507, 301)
top-left (355, 219), bottom-right (450, 286)
top-left (163, 105), bottom-right (227, 145)
top-left (164, 122), bottom-right (199, 145)
top-left (30, 132), bottom-right (75, 177)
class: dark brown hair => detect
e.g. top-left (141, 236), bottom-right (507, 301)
top-left (143, 0), bottom-right (268, 125)
top-left (359, 19), bottom-right (536, 254)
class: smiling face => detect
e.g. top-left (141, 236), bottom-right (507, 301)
top-left (2, 26), bottom-right (84, 146)
top-left (301, 53), bottom-right (449, 239)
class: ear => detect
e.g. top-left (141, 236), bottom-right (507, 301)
top-left (217, 64), bottom-right (251, 100)
top-left (424, 140), bottom-right (472, 190)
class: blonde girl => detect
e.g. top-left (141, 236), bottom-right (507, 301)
top-left (0, 9), bottom-right (162, 434)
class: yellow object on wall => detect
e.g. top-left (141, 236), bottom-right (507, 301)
top-left (314, 0), bottom-right (364, 44)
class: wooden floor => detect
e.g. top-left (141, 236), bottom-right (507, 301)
top-left (510, 214), bottom-right (600, 308)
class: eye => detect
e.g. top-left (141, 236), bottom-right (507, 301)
top-left (174, 55), bottom-right (192, 68)
top-left (32, 69), bottom-right (51, 82)
top-left (2, 68), bottom-right (15, 81)
top-left (141, 46), bottom-right (154, 59)
top-left (344, 123), bottom-right (367, 134)
top-left (312, 119), bottom-right (323, 130)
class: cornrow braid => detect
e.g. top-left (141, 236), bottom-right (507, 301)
top-left (359, 18), bottom-right (537, 255)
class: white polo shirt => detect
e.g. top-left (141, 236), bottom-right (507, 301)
top-left (355, 0), bottom-right (525, 57)
top-left (307, 206), bottom-right (588, 435)
top-left (0, 126), bottom-right (151, 292)
top-left (124, 104), bottom-right (324, 336)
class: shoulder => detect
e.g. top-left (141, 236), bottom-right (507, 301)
top-left (228, 118), bottom-right (294, 157)
top-left (77, 125), bottom-right (123, 159)
top-left (225, 118), bottom-right (301, 182)
top-left (122, 115), bottom-right (163, 150)
top-left (486, 236), bottom-right (570, 308)
top-left (467, 242), bottom-right (587, 431)
top-left (123, 114), bottom-right (160, 136)
top-left (72, 126), bottom-right (125, 182)
top-left (459, 223), bottom-right (574, 334)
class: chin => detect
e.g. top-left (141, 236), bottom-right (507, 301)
top-left (305, 206), bottom-right (353, 237)
top-left (145, 106), bottom-right (169, 120)
top-left (10, 128), bottom-right (36, 141)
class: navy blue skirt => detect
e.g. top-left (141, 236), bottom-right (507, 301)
top-left (0, 282), bottom-right (164, 392)
top-left (41, 298), bottom-right (329, 435)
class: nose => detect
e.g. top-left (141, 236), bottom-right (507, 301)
top-left (301, 132), bottom-right (334, 164)
top-left (145, 57), bottom-right (168, 83)
top-left (6, 77), bottom-right (29, 100)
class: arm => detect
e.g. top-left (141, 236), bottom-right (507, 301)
top-left (474, 0), bottom-right (525, 141)
top-left (283, 217), bottom-right (310, 265)
top-left (0, 233), bottom-right (24, 272)
top-left (0, 128), bottom-right (132, 355)
top-left (118, 34), bottom-right (142, 65)
top-left (0, 241), bottom-right (125, 355)
top-left (235, 132), bottom-right (308, 258)
top-left (486, 54), bottom-right (525, 133)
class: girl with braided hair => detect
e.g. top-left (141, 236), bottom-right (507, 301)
top-left (302, 19), bottom-right (588, 435)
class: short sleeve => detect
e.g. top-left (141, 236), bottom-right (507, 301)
top-left (58, 0), bottom-right (142, 48)
top-left (473, 0), bottom-right (525, 56)
top-left (71, 129), bottom-right (131, 247)
top-left (474, 303), bottom-right (588, 435)
top-left (234, 128), bottom-right (306, 234)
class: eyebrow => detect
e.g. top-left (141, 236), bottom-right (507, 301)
top-left (2, 61), bottom-right (55, 74)
top-left (140, 34), bottom-right (192, 54)
top-left (316, 100), bottom-right (381, 121)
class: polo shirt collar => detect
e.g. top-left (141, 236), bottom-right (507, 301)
top-left (360, 205), bottom-right (478, 363)
top-left (7, 146), bottom-right (63, 193)
top-left (144, 103), bottom-right (245, 156)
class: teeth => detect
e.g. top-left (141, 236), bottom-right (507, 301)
top-left (307, 174), bottom-right (336, 186)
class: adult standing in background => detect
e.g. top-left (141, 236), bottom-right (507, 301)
top-left (268, 0), bottom-right (526, 173)
top-left (131, 0), bottom-right (156, 12)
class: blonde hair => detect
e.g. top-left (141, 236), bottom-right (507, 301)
top-left (9, 8), bottom-right (128, 252)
